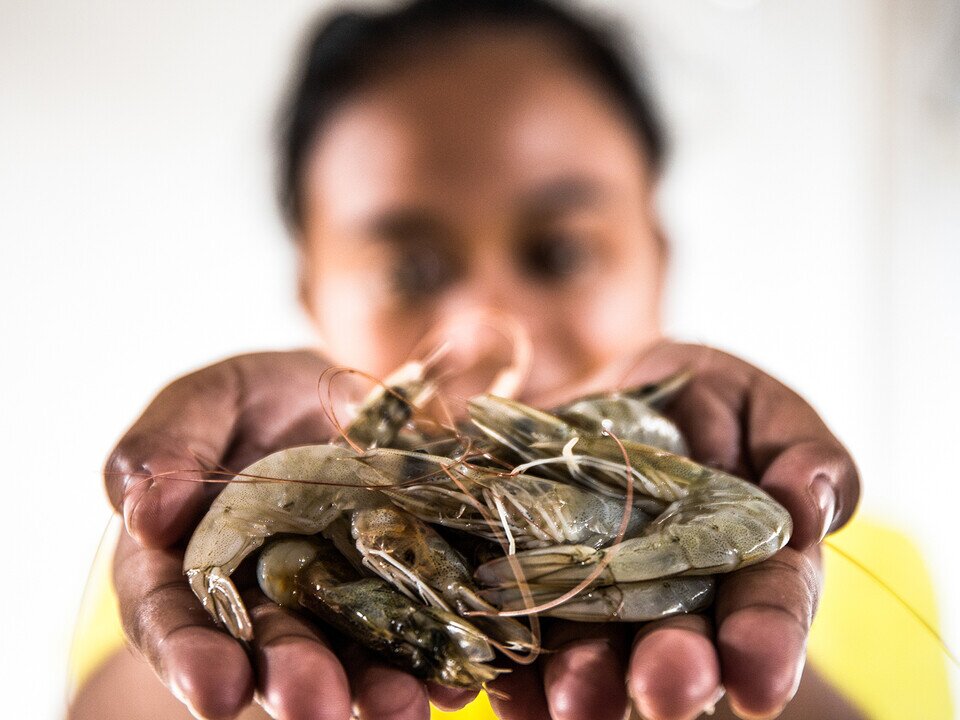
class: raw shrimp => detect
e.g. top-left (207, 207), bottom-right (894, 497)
top-left (258, 536), bottom-right (502, 688)
top-left (480, 576), bottom-right (715, 622)
top-left (184, 357), bottom-right (443, 640)
top-left (333, 357), bottom-right (440, 450)
top-left (350, 504), bottom-right (534, 651)
top-left (551, 370), bottom-right (691, 455)
top-left (183, 443), bottom-right (393, 640)
top-left (475, 435), bottom-right (791, 591)
top-left (358, 449), bottom-right (655, 550)
top-left (467, 373), bottom-right (691, 477)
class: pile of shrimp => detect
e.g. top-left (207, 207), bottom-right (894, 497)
top-left (178, 356), bottom-right (792, 689)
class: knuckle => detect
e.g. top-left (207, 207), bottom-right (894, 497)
top-left (174, 639), bottom-right (254, 720)
top-left (552, 677), bottom-right (626, 720)
top-left (628, 632), bottom-right (719, 720)
top-left (106, 359), bottom-right (242, 475)
top-left (120, 579), bottom-right (204, 661)
top-left (178, 360), bottom-right (242, 403)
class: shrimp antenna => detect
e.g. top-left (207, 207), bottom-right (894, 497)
top-left (485, 312), bottom-right (532, 400)
top-left (316, 365), bottom-right (365, 453)
top-left (407, 311), bottom-right (533, 401)
top-left (316, 358), bottom-right (460, 451)
top-left (431, 459), bottom-right (543, 664)
top-left (824, 539), bottom-right (959, 670)
top-left (488, 430), bottom-right (635, 618)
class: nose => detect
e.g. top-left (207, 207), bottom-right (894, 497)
top-left (427, 303), bottom-right (533, 402)
top-left (417, 235), bottom-right (538, 403)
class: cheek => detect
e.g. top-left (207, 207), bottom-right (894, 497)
top-left (310, 272), bottom-right (418, 376)
top-left (311, 272), bottom-right (376, 367)
top-left (566, 255), bottom-right (663, 366)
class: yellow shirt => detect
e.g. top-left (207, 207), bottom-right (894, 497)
top-left (68, 517), bottom-right (954, 719)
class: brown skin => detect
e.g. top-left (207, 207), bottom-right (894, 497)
top-left (79, 28), bottom-right (864, 720)
top-left (298, 30), bottom-right (664, 400)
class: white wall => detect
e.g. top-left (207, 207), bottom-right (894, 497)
top-left (1, 1), bottom-right (957, 716)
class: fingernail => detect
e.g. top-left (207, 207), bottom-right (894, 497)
top-left (169, 678), bottom-right (211, 720)
top-left (254, 691), bottom-right (279, 719)
top-left (728, 699), bottom-right (785, 720)
top-left (701, 686), bottom-right (726, 715)
top-left (630, 693), bottom-right (653, 720)
top-left (810, 474), bottom-right (836, 542)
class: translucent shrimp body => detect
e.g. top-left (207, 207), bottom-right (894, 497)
top-left (184, 355), bottom-right (443, 641)
top-left (475, 435), bottom-right (792, 590)
top-left (183, 444), bottom-right (390, 639)
top-left (258, 537), bottom-right (502, 688)
top-left (358, 449), bottom-right (653, 550)
top-left (481, 576), bottom-right (715, 622)
top-left (468, 371), bottom-right (687, 455)
top-left (350, 505), bottom-right (534, 651)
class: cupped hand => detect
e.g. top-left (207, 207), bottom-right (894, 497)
top-left (104, 342), bottom-right (860, 720)
top-left (105, 350), bottom-right (478, 720)
top-left (489, 341), bottom-right (859, 720)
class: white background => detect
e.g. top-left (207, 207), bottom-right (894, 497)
top-left (1, 0), bottom-right (958, 717)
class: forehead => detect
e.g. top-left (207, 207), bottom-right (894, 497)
top-left (304, 29), bottom-right (652, 223)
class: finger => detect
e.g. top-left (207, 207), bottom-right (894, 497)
top-left (340, 645), bottom-right (432, 720)
top-left (106, 360), bottom-right (244, 548)
top-left (621, 342), bottom-right (861, 549)
top-left (487, 663), bottom-right (551, 720)
top-left (714, 547), bottom-right (821, 720)
top-left (113, 530), bottom-right (254, 719)
top-left (106, 351), bottom-right (330, 549)
top-left (220, 350), bottom-right (346, 469)
top-left (755, 437), bottom-right (858, 550)
top-left (627, 614), bottom-right (722, 720)
top-left (427, 683), bottom-right (478, 712)
top-left (541, 622), bottom-right (629, 720)
top-left (666, 379), bottom-right (744, 475)
top-left (245, 594), bottom-right (352, 720)
top-left (743, 372), bottom-right (859, 548)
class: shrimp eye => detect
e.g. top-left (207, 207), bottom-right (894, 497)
top-left (520, 233), bottom-right (588, 281)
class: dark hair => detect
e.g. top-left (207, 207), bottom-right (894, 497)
top-left (277, 0), bottom-right (665, 231)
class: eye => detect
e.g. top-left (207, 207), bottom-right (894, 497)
top-left (519, 233), bottom-right (590, 281)
top-left (389, 247), bottom-right (448, 299)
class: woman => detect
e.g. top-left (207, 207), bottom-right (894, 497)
top-left (73, 1), bottom-right (865, 718)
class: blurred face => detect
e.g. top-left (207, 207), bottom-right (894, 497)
top-left (298, 29), bottom-right (665, 401)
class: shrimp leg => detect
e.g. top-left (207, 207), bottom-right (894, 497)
top-left (481, 576), bottom-right (715, 622)
top-left (359, 449), bottom-right (656, 550)
top-left (258, 536), bottom-right (502, 688)
top-left (475, 441), bottom-right (791, 588)
top-left (183, 445), bottom-right (388, 639)
top-left (184, 357), bottom-right (439, 640)
top-left (351, 505), bottom-right (535, 651)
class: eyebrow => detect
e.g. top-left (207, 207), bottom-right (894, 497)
top-left (365, 208), bottom-right (450, 243)
top-left (520, 177), bottom-right (609, 219)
